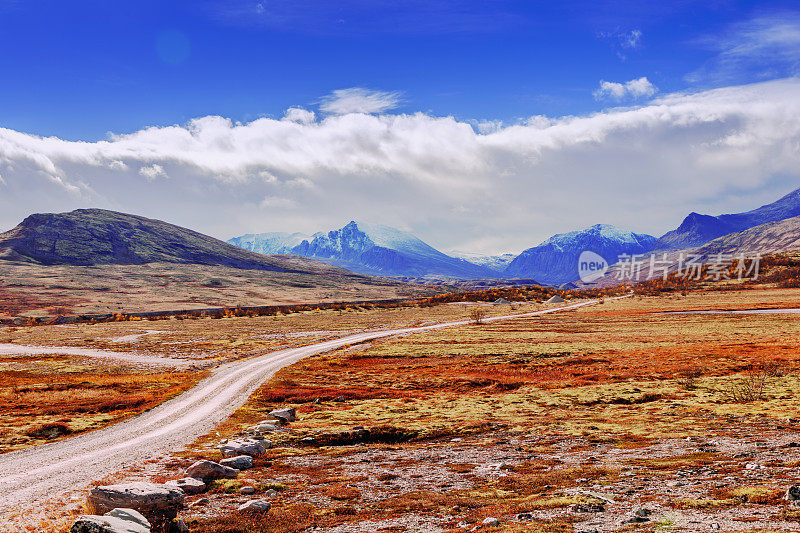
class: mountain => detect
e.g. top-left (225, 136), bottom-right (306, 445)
top-left (696, 214), bottom-right (800, 257)
top-left (504, 224), bottom-right (657, 285)
top-left (657, 187), bottom-right (800, 249)
top-left (448, 251), bottom-right (517, 273)
top-left (0, 209), bottom-right (363, 276)
top-left (227, 232), bottom-right (309, 255)
top-left (229, 221), bottom-right (499, 279)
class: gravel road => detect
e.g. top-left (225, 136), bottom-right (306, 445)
top-left (0, 298), bottom-right (611, 516)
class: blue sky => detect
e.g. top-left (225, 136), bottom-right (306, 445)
top-left (1, 0), bottom-right (795, 140)
top-left (1, 1), bottom-right (800, 253)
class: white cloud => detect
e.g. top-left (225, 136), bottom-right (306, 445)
top-left (688, 13), bottom-right (800, 84)
top-left (139, 163), bottom-right (168, 181)
top-left (621, 29), bottom-right (642, 49)
top-left (0, 78), bottom-right (799, 252)
top-left (594, 77), bottom-right (657, 100)
top-left (319, 87), bottom-right (401, 114)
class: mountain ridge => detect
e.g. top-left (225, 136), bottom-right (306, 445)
top-left (657, 187), bottom-right (800, 249)
top-left (230, 221), bottom-right (499, 279)
top-left (504, 224), bottom-right (657, 285)
top-left (0, 209), bottom-right (366, 278)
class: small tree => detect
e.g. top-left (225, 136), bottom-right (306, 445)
top-left (469, 308), bottom-right (487, 324)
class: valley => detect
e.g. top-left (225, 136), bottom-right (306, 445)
top-left (6, 284), bottom-right (800, 532)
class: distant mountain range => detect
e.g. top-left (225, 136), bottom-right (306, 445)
top-left (229, 221), bottom-right (498, 279)
top-left (0, 209), bottom-right (369, 279)
top-left (504, 224), bottom-right (657, 285)
top-left (11, 185), bottom-right (798, 291)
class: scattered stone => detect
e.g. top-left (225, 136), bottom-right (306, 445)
top-left (164, 477), bottom-right (206, 495)
top-left (186, 459), bottom-right (239, 480)
top-left (86, 483), bottom-right (184, 528)
top-left (220, 455), bottom-right (254, 470)
top-left (481, 517), bottom-right (499, 527)
top-left (240, 485), bottom-right (256, 495)
top-left (103, 509), bottom-right (150, 529)
top-left (250, 421), bottom-right (281, 433)
top-left (269, 407), bottom-right (296, 422)
top-left (572, 502), bottom-right (605, 513)
top-left (238, 499), bottom-right (272, 512)
top-left (220, 437), bottom-right (270, 457)
top-left (70, 514), bottom-right (150, 533)
top-left (625, 508), bottom-right (652, 523)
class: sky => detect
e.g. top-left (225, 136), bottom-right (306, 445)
top-left (1, 0), bottom-right (800, 254)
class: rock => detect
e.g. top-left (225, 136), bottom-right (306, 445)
top-left (220, 437), bottom-right (269, 457)
top-left (190, 498), bottom-right (209, 507)
top-left (71, 515), bottom-right (150, 533)
top-left (186, 459), bottom-right (239, 480)
top-left (572, 502), bottom-right (605, 512)
top-left (250, 421), bottom-right (281, 433)
top-left (86, 483), bottom-right (184, 529)
top-left (220, 455), bottom-right (254, 470)
top-left (164, 477), bottom-right (206, 495)
top-left (624, 508), bottom-right (652, 524)
top-left (515, 512), bottom-right (532, 521)
top-left (240, 485), bottom-right (256, 495)
top-left (269, 407), bottom-right (296, 422)
top-left (104, 509), bottom-right (150, 529)
top-left (481, 517), bottom-right (499, 527)
top-left (238, 499), bottom-right (272, 512)
top-left (787, 485), bottom-right (800, 502)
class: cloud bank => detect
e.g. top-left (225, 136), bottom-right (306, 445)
top-left (0, 78), bottom-right (799, 254)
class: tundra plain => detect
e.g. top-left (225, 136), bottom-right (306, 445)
top-left (3, 286), bottom-right (800, 531)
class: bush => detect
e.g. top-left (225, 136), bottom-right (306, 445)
top-left (720, 363), bottom-right (782, 402)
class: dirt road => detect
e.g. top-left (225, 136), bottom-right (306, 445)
top-left (0, 298), bottom-right (611, 516)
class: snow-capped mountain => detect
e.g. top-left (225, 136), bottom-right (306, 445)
top-left (448, 251), bottom-right (517, 273)
top-left (504, 224), bottom-right (657, 285)
top-left (227, 232), bottom-right (309, 255)
top-left (229, 221), bottom-right (499, 279)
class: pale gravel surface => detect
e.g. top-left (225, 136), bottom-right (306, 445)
top-left (0, 298), bottom-right (615, 519)
top-left (0, 343), bottom-right (192, 368)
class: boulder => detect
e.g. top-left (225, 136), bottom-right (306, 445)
top-left (787, 485), bottom-right (800, 502)
top-left (249, 421), bottom-right (281, 433)
top-left (71, 514), bottom-right (150, 533)
top-left (86, 483), bottom-right (184, 529)
top-left (238, 499), bottom-right (272, 512)
top-left (186, 459), bottom-right (239, 480)
top-left (220, 437), bottom-right (269, 457)
top-left (104, 509), bottom-right (150, 529)
top-left (482, 517), bottom-right (499, 527)
top-left (240, 485), bottom-right (256, 495)
top-left (164, 477), bottom-right (206, 495)
top-left (220, 455), bottom-right (254, 470)
top-left (269, 407), bottom-right (296, 423)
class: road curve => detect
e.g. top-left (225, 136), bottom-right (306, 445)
top-left (0, 298), bottom-right (614, 516)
